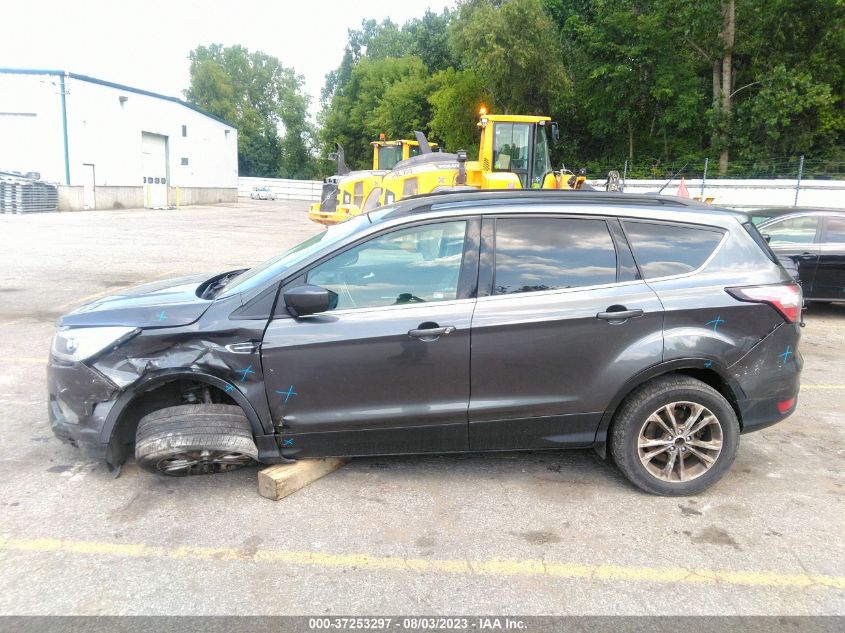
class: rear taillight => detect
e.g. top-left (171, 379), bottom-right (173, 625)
top-left (726, 283), bottom-right (802, 323)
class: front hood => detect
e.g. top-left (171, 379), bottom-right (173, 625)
top-left (58, 273), bottom-right (218, 328)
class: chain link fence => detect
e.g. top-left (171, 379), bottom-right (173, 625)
top-left (578, 155), bottom-right (845, 208)
top-left (585, 155), bottom-right (845, 183)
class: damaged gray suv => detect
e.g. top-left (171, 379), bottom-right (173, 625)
top-left (49, 191), bottom-right (803, 495)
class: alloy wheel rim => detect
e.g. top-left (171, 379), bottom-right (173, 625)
top-left (637, 401), bottom-right (723, 483)
top-left (155, 450), bottom-right (254, 476)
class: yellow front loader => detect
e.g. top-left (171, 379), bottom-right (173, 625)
top-left (307, 136), bottom-right (437, 226)
top-left (377, 111), bottom-right (589, 207)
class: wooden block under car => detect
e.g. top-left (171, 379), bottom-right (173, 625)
top-left (257, 458), bottom-right (347, 501)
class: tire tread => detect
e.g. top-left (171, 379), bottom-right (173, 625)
top-left (135, 404), bottom-right (258, 476)
top-left (609, 375), bottom-right (739, 496)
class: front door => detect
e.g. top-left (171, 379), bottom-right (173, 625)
top-left (261, 218), bottom-right (479, 458)
top-left (469, 215), bottom-right (664, 450)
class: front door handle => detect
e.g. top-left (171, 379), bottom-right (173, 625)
top-left (798, 253), bottom-right (816, 260)
top-left (597, 308), bottom-right (644, 320)
top-left (408, 326), bottom-right (456, 338)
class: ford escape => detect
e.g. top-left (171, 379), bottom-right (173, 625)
top-left (48, 191), bottom-right (802, 495)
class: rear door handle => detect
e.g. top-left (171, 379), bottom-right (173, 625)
top-left (597, 309), bottom-right (644, 320)
top-left (408, 326), bottom-right (456, 338)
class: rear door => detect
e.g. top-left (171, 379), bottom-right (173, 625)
top-left (468, 213), bottom-right (664, 450)
top-left (761, 214), bottom-right (822, 297)
top-left (814, 215), bottom-right (845, 301)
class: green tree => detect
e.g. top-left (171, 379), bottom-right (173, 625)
top-left (371, 67), bottom-right (436, 139)
top-left (320, 20), bottom-right (410, 112)
top-left (547, 0), bottom-right (706, 166)
top-left (406, 9), bottom-right (456, 72)
top-left (317, 0), bottom-right (844, 179)
top-left (729, 0), bottom-right (845, 163)
top-left (185, 44), bottom-right (316, 178)
top-left (428, 68), bottom-right (491, 158)
top-left (450, 0), bottom-right (569, 115)
top-left (321, 56), bottom-right (431, 169)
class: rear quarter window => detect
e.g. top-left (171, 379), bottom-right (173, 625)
top-left (623, 221), bottom-right (725, 279)
top-left (742, 221), bottom-right (780, 265)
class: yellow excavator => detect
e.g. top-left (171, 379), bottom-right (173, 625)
top-left (307, 136), bottom-right (436, 226)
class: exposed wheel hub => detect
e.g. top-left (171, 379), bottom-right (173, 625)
top-left (155, 450), bottom-right (255, 477)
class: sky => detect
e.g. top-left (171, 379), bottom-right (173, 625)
top-left (0, 0), bottom-right (454, 117)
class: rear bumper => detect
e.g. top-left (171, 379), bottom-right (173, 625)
top-left (731, 322), bottom-right (803, 433)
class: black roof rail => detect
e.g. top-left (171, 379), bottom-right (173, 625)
top-left (385, 189), bottom-right (714, 218)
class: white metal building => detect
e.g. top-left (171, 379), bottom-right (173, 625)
top-left (0, 69), bottom-right (238, 210)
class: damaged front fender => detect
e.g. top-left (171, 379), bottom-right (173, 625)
top-left (97, 367), bottom-right (268, 445)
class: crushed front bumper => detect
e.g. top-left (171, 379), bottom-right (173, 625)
top-left (47, 358), bottom-right (119, 459)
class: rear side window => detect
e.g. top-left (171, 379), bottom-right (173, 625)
top-left (494, 218), bottom-right (617, 294)
top-left (623, 221), bottom-right (724, 279)
top-left (761, 216), bottom-right (819, 244)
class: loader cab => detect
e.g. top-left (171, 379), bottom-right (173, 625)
top-left (480, 115), bottom-right (554, 189)
top-left (372, 139), bottom-right (438, 171)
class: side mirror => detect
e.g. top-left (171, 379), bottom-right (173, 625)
top-left (762, 234), bottom-right (772, 243)
top-left (283, 285), bottom-right (337, 317)
top-left (550, 122), bottom-right (560, 144)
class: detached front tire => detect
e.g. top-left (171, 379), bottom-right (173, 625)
top-left (610, 376), bottom-right (740, 496)
top-left (135, 404), bottom-right (258, 476)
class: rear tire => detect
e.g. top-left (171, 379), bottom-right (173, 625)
top-left (610, 376), bottom-right (739, 496)
top-left (135, 404), bottom-right (258, 476)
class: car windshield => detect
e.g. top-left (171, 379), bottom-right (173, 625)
top-left (378, 145), bottom-right (403, 170)
top-left (219, 209), bottom-right (392, 297)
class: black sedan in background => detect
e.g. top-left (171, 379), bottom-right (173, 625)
top-left (754, 208), bottom-right (845, 303)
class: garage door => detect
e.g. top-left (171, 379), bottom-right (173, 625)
top-left (141, 132), bottom-right (168, 209)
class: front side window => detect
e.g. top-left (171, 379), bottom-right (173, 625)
top-left (624, 221), bottom-right (725, 279)
top-left (307, 221), bottom-right (468, 310)
top-left (762, 216), bottom-right (819, 244)
top-left (494, 218), bottom-right (617, 294)
top-left (493, 123), bottom-right (530, 185)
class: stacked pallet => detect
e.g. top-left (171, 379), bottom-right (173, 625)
top-left (0, 175), bottom-right (58, 213)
